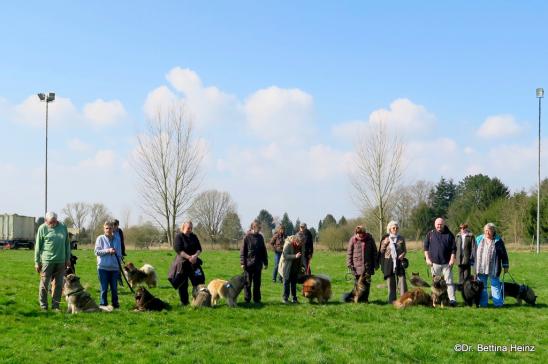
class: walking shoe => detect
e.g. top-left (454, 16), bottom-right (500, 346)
top-left (449, 300), bottom-right (457, 307)
top-left (292, 297), bottom-right (299, 304)
top-left (282, 298), bottom-right (289, 304)
top-left (272, 279), bottom-right (276, 283)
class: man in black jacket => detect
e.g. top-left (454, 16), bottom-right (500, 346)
top-left (240, 220), bottom-right (268, 304)
top-left (299, 223), bottom-right (314, 275)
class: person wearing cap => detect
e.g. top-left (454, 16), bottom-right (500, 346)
top-left (379, 221), bottom-right (407, 303)
top-left (471, 223), bottom-right (509, 307)
top-left (455, 223), bottom-right (475, 285)
top-left (34, 211), bottom-right (71, 311)
top-left (346, 225), bottom-right (377, 303)
top-left (424, 217), bottom-right (457, 306)
top-left (298, 223), bottom-right (314, 274)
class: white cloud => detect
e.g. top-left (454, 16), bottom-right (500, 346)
top-left (331, 120), bottom-right (368, 141)
top-left (67, 138), bottom-right (91, 152)
top-left (83, 99), bottom-right (127, 126)
top-left (244, 86), bottom-right (314, 142)
top-left (143, 85), bottom-right (179, 120)
top-left (476, 115), bottom-right (522, 138)
top-left (13, 95), bottom-right (79, 128)
top-left (78, 149), bottom-right (117, 169)
top-left (369, 98), bottom-right (437, 136)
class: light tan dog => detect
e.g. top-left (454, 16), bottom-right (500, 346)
top-left (64, 274), bottom-right (112, 313)
top-left (123, 262), bottom-right (157, 288)
top-left (303, 275), bottom-right (332, 304)
top-left (393, 288), bottom-right (432, 309)
top-left (207, 273), bottom-right (246, 307)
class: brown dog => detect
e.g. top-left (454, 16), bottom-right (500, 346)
top-left (64, 274), bottom-right (112, 313)
top-left (431, 275), bottom-right (449, 308)
top-left (123, 262), bottom-right (157, 288)
top-left (207, 273), bottom-right (247, 307)
top-left (393, 288), bottom-right (431, 309)
top-left (302, 275), bottom-right (331, 304)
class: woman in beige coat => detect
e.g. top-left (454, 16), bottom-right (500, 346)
top-left (278, 233), bottom-right (305, 303)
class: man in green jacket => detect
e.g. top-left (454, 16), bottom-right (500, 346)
top-left (34, 211), bottom-right (71, 310)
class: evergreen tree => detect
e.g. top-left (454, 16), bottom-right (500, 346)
top-left (338, 216), bottom-right (348, 226)
top-left (295, 218), bottom-right (301, 230)
top-left (220, 211), bottom-right (244, 244)
top-left (428, 177), bottom-right (457, 218)
top-left (256, 209), bottom-right (275, 241)
top-left (321, 214), bottom-right (337, 229)
top-left (280, 212), bottom-right (294, 235)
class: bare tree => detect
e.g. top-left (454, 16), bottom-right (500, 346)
top-left (351, 122), bottom-right (405, 239)
top-left (188, 190), bottom-right (236, 244)
top-left (133, 105), bottom-right (203, 246)
top-left (61, 202), bottom-right (90, 229)
top-left (120, 206), bottom-right (131, 231)
top-left (88, 203), bottom-right (111, 242)
top-left (391, 180), bottom-right (434, 230)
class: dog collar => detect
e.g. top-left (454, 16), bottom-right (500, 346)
top-left (66, 288), bottom-right (85, 296)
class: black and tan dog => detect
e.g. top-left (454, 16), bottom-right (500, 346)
top-left (302, 275), bottom-right (331, 304)
top-left (409, 272), bottom-right (430, 288)
top-left (134, 287), bottom-right (170, 311)
top-left (207, 273), bottom-right (247, 307)
top-left (342, 273), bottom-right (370, 303)
top-left (124, 262), bottom-right (158, 288)
top-left (504, 282), bottom-right (537, 306)
top-left (460, 276), bottom-right (484, 307)
top-left (431, 275), bottom-right (449, 308)
top-left (191, 284), bottom-right (212, 308)
top-left (393, 288), bottom-right (432, 309)
top-left (64, 274), bottom-right (112, 313)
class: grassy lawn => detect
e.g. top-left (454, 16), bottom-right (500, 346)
top-left (0, 248), bottom-right (546, 363)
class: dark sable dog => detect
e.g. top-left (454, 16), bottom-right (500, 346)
top-left (431, 275), bottom-right (449, 308)
top-left (124, 262), bottom-right (157, 288)
top-left (134, 287), bottom-right (170, 311)
top-left (191, 284), bottom-right (212, 308)
top-left (302, 275), bottom-right (332, 304)
top-left (342, 273), bottom-right (370, 303)
top-left (64, 274), bottom-right (112, 313)
top-left (504, 282), bottom-right (537, 306)
top-left (461, 276), bottom-right (484, 307)
top-left (409, 272), bottom-right (430, 288)
top-left (66, 254), bottom-right (78, 275)
top-left (393, 288), bottom-right (431, 309)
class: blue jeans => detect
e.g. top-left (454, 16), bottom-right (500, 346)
top-left (477, 274), bottom-right (503, 307)
top-left (98, 269), bottom-right (120, 308)
top-left (272, 251), bottom-right (282, 281)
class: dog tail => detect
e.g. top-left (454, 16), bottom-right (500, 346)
top-left (316, 274), bottom-right (331, 282)
top-left (341, 292), bottom-right (353, 302)
top-left (141, 264), bottom-right (156, 274)
top-left (99, 305), bottom-right (114, 312)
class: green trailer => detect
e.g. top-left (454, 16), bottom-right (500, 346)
top-left (0, 213), bottom-right (36, 249)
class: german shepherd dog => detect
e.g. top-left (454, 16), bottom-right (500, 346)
top-left (207, 273), bottom-right (247, 307)
top-left (409, 272), bottom-right (430, 288)
top-left (123, 262), bottom-right (158, 288)
top-left (503, 282), bottom-right (537, 306)
top-left (64, 274), bottom-right (112, 313)
top-left (191, 284), bottom-right (212, 308)
top-left (342, 273), bottom-right (370, 303)
top-left (393, 288), bottom-right (431, 309)
top-left (302, 275), bottom-right (332, 304)
top-left (431, 275), bottom-right (449, 308)
top-left (134, 287), bottom-right (170, 311)
top-left (460, 276), bottom-right (484, 307)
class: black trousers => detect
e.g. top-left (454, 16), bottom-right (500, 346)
top-left (244, 266), bottom-right (262, 303)
top-left (177, 266), bottom-right (205, 305)
top-left (458, 265), bottom-right (471, 285)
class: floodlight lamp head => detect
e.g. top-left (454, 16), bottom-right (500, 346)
top-left (537, 88), bottom-right (544, 98)
top-left (46, 92), bottom-right (55, 102)
top-left (37, 93), bottom-right (46, 101)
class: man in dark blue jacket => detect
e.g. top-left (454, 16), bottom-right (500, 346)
top-left (424, 217), bottom-right (457, 306)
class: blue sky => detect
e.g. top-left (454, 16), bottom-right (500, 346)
top-left (1, 1), bottom-right (547, 228)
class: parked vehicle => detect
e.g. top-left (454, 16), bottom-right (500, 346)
top-left (0, 214), bottom-right (36, 249)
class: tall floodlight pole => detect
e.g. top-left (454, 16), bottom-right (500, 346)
top-left (37, 92), bottom-right (56, 217)
top-left (537, 88), bottom-right (544, 254)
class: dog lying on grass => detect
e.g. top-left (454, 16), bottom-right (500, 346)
top-left (207, 273), bottom-right (247, 307)
top-left (191, 284), bottom-right (212, 308)
top-left (134, 287), bottom-right (170, 311)
top-left (64, 274), bottom-right (112, 313)
top-left (409, 272), bottom-right (430, 288)
top-left (123, 262), bottom-right (157, 288)
top-left (302, 275), bottom-right (331, 304)
top-left (393, 288), bottom-right (431, 309)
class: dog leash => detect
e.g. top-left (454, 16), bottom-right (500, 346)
top-left (116, 254), bottom-right (135, 294)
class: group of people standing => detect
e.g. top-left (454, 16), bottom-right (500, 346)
top-left (34, 211), bottom-right (509, 310)
top-left (345, 217), bottom-right (510, 308)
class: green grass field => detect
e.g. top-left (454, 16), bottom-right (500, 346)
top-left (0, 248), bottom-right (546, 363)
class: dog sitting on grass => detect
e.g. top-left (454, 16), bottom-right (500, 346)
top-left (341, 273), bottom-right (370, 303)
top-left (191, 284), bottom-right (212, 308)
top-left (134, 287), bottom-right (170, 311)
top-left (207, 273), bottom-right (247, 307)
top-left (393, 288), bottom-right (431, 309)
top-left (460, 276), bottom-right (483, 308)
top-left (123, 262), bottom-right (157, 288)
top-left (64, 274), bottom-right (112, 313)
top-left (431, 275), bottom-right (449, 308)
